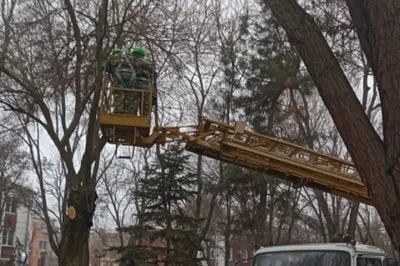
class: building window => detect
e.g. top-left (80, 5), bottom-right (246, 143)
top-left (210, 248), bottom-right (215, 259)
top-left (39, 240), bottom-right (47, 250)
top-left (2, 230), bottom-right (14, 246)
top-left (229, 248), bottom-right (233, 261)
top-left (5, 198), bottom-right (17, 214)
top-left (239, 249), bottom-right (248, 260)
top-left (41, 223), bottom-right (48, 233)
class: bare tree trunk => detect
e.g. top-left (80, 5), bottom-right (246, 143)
top-left (58, 173), bottom-right (97, 266)
top-left (290, 88), bottom-right (338, 241)
top-left (224, 191), bottom-right (232, 266)
top-left (256, 185), bottom-right (268, 246)
top-left (264, 0), bottom-right (400, 250)
top-left (347, 57), bottom-right (375, 239)
top-left (314, 191), bottom-right (337, 241)
top-left (347, 202), bottom-right (359, 239)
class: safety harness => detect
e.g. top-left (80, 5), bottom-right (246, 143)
top-left (113, 59), bottom-right (137, 88)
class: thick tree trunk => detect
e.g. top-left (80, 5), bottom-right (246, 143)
top-left (58, 182), bottom-right (97, 266)
top-left (345, 0), bottom-right (400, 249)
top-left (263, 0), bottom-right (400, 250)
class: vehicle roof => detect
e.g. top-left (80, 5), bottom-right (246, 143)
top-left (255, 243), bottom-right (386, 256)
top-left (354, 244), bottom-right (386, 255)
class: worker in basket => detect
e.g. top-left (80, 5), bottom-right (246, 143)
top-left (129, 46), bottom-right (157, 116)
top-left (106, 47), bottom-right (137, 114)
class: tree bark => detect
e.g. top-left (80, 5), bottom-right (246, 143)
top-left (58, 173), bottom-right (97, 266)
top-left (344, 2), bottom-right (400, 247)
top-left (263, 0), bottom-right (400, 250)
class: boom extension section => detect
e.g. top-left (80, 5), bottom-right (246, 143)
top-left (141, 118), bottom-right (372, 205)
top-left (97, 57), bottom-right (371, 205)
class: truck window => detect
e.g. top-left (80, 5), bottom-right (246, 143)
top-left (254, 251), bottom-right (351, 266)
top-left (357, 257), bottom-right (382, 266)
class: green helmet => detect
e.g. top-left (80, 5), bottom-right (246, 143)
top-left (131, 46), bottom-right (146, 56)
top-left (111, 47), bottom-right (122, 55)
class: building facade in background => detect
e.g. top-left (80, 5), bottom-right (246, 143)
top-left (206, 234), bottom-right (254, 266)
top-left (0, 190), bottom-right (254, 266)
top-left (0, 188), bottom-right (58, 266)
top-left (29, 218), bottom-right (58, 266)
top-left (89, 229), bottom-right (123, 266)
top-left (0, 195), bottom-right (32, 264)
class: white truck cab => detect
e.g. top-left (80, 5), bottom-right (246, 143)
top-left (253, 243), bottom-right (399, 266)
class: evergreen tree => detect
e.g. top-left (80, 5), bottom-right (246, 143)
top-left (117, 142), bottom-right (203, 266)
top-left (237, 14), bottom-right (313, 136)
top-left (223, 13), bottom-right (314, 246)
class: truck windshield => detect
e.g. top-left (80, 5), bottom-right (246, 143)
top-left (254, 250), bottom-right (351, 266)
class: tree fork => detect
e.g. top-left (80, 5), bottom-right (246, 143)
top-left (263, 0), bottom-right (400, 250)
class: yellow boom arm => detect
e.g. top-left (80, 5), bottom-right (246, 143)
top-left (141, 117), bottom-right (371, 205)
top-left (98, 75), bottom-right (370, 204)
